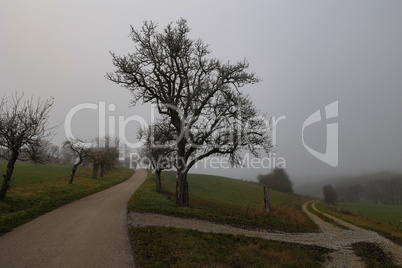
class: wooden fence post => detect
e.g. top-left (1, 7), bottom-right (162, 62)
top-left (263, 186), bottom-right (270, 216)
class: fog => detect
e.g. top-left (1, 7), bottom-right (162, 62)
top-left (1, 1), bottom-right (402, 186)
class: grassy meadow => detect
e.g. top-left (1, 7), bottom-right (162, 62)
top-left (1, 163), bottom-right (80, 186)
top-left (315, 201), bottom-right (402, 245)
top-left (128, 171), bottom-right (335, 267)
top-left (334, 201), bottom-right (402, 227)
top-left (0, 161), bottom-right (134, 234)
top-left (129, 171), bottom-right (317, 233)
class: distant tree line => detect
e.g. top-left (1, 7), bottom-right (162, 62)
top-left (61, 137), bottom-right (121, 184)
top-left (32, 137), bottom-right (121, 172)
top-left (365, 176), bottom-right (402, 205)
top-left (257, 167), bottom-right (293, 194)
top-left (322, 185), bottom-right (337, 204)
top-left (2, 134), bottom-right (122, 187)
top-left (335, 184), bottom-right (364, 203)
top-left (332, 172), bottom-right (402, 205)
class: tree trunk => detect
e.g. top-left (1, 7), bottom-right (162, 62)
top-left (69, 158), bottom-right (83, 184)
top-left (175, 140), bottom-right (189, 206)
top-left (92, 163), bottom-right (99, 179)
top-left (69, 165), bottom-right (78, 184)
top-left (155, 169), bottom-right (162, 194)
top-left (176, 170), bottom-right (189, 206)
top-left (100, 164), bottom-right (105, 178)
top-left (263, 187), bottom-right (271, 216)
top-left (0, 151), bottom-right (19, 199)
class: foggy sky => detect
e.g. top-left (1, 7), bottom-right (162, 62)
top-left (1, 1), bottom-right (402, 185)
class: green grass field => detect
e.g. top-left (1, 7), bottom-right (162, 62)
top-left (315, 201), bottom-right (402, 245)
top-left (0, 161), bottom-right (134, 233)
top-left (129, 171), bottom-right (317, 233)
top-left (168, 172), bottom-right (294, 208)
top-left (334, 201), bottom-right (402, 227)
top-left (1, 162), bottom-right (85, 186)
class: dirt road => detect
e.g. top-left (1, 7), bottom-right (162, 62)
top-left (0, 169), bottom-right (147, 268)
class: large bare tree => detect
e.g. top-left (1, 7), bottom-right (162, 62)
top-left (0, 94), bottom-right (54, 199)
top-left (107, 19), bottom-right (271, 206)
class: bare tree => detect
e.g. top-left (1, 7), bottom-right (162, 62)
top-left (107, 19), bottom-right (271, 206)
top-left (42, 141), bottom-right (62, 164)
top-left (0, 94), bottom-right (54, 199)
top-left (99, 136), bottom-right (119, 177)
top-left (138, 123), bottom-right (174, 193)
top-left (87, 136), bottom-right (120, 179)
top-left (59, 144), bottom-right (75, 165)
top-left (63, 139), bottom-right (91, 184)
top-left (87, 143), bottom-right (101, 179)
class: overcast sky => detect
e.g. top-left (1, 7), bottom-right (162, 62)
top-left (1, 1), bottom-right (402, 184)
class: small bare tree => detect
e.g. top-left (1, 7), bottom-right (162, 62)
top-left (87, 136), bottom-right (120, 179)
top-left (63, 139), bottom-right (91, 184)
top-left (43, 142), bottom-right (62, 164)
top-left (0, 94), bottom-right (54, 199)
top-left (138, 123), bottom-right (174, 193)
top-left (98, 136), bottom-right (119, 177)
top-left (87, 143), bottom-right (101, 179)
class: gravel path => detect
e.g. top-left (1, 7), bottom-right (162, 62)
top-left (128, 200), bottom-right (402, 267)
top-left (0, 169), bottom-right (147, 268)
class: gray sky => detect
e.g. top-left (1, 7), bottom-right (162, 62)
top-left (1, 1), bottom-right (402, 185)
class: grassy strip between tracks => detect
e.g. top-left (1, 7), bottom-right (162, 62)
top-left (306, 201), bottom-right (349, 230)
